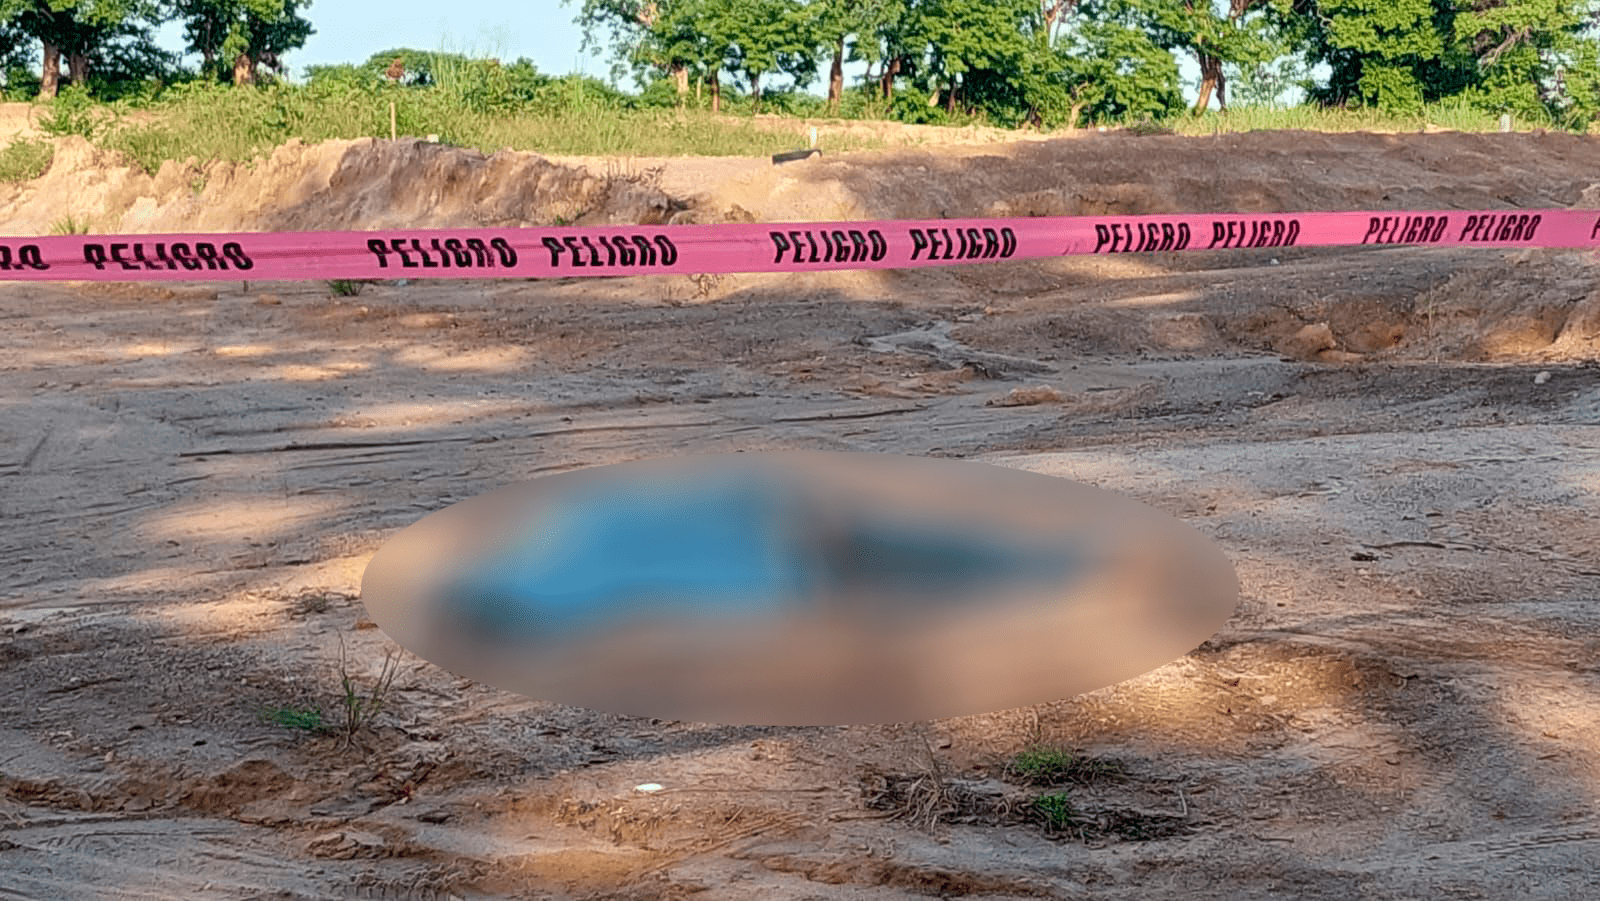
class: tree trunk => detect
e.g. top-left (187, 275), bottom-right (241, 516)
top-left (696, 74), bottom-right (702, 105)
top-left (1193, 53), bottom-right (1221, 113)
top-left (826, 36), bottom-right (844, 114)
top-left (709, 67), bottom-right (720, 113)
top-left (881, 57), bottom-right (900, 102)
top-left (1068, 101), bottom-right (1084, 130)
top-left (39, 41), bottom-right (60, 99)
top-left (671, 63), bottom-right (689, 103)
top-left (749, 71), bottom-right (760, 114)
top-left (946, 77), bottom-right (958, 115)
top-left (233, 51), bottom-right (255, 86)
top-left (67, 52), bottom-right (88, 87)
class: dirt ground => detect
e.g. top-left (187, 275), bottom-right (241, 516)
top-left (2, 122), bottom-right (1599, 900)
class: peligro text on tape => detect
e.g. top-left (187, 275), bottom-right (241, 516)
top-left (0, 208), bottom-right (1590, 283)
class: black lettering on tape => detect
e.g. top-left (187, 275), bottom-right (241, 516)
top-left (770, 232), bottom-right (791, 264)
top-left (410, 238), bottom-right (438, 268)
top-left (171, 243), bottom-right (200, 271)
top-left (223, 242), bottom-right (252, 271)
top-left (110, 243), bottom-right (137, 270)
top-left (195, 242), bottom-right (225, 270)
top-left (614, 236), bottom-right (637, 266)
top-left (632, 235), bottom-right (658, 266)
top-left (580, 236), bottom-right (602, 266)
top-left (389, 238), bottom-right (416, 268)
top-left (1094, 225), bottom-right (1111, 253)
top-left (654, 235), bottom-right (677, 265)
top-left (83, 244), bottom-right (107, 270)
top-left (542, 237), bottom-right (565, 266)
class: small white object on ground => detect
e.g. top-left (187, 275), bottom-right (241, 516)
top-left (1534, 371), bottom-right (1551, 385)
top-left (635, 783), bottom-right (665, 793)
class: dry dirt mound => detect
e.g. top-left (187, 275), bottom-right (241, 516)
top-left (647, 129), bottom-right (1600, 223)
top-left (0, 135), bottom-right (682, 238)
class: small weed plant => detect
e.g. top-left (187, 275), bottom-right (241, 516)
top-left (1030, 791), bottom-right (1082, 833)
top-left (338, 635), bottom-right (401, 748)
top-left (48, 215), bottom-right (91, 235)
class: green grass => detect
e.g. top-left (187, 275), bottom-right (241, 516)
top-left (1168, 99), bottom-right (1536, 136)
top-left (261, 705), bottom-right (326, 732)
top-left (90, 80), bottom-right (889, 175)
top-left (1006, 745), bottom-right (1124, 786)
top-left (0, 138), bottom-right (55, 183)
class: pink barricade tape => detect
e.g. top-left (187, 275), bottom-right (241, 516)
top-left (0, 209), bottom-right (1583, 282)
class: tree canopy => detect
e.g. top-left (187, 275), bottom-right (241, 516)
top-left (0, 0), bottom-right (1596, 126)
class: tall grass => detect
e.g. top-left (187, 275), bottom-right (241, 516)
top-left (0, 138), bottom-right (54, 182)
top-left (14, 55), bottom-right (1580, 179)
top-left (1169, 98), bottom-right (1541, 135)
top-left (95, 77), bottom-right (887, 174)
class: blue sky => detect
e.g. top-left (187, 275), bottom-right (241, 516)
top-left (152, 1), bottom-right (605, 82)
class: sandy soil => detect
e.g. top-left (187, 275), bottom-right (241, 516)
top-left (2, 123), bottom-right (1599, 900)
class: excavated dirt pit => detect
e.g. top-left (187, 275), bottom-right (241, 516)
top-left (2, 119), bottom-right (1599, 899)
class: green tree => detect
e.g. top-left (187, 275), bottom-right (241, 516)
top-left (0, 0), bottom-right (167, 98)
top-left (174, 0), bottom-right (311, 85)
top-left (1451, 0), bottom-right (1598, 122)
top-left (720, 0), bottom-right (814, 111)
top-left (1299, 0), bottom-right (1448, 110)
top-left (903, 0), bottom-right (1037, 115)
top-left (572, 0), bottom-right (723, 103)
top-left (1055, 0), bottom-right (1186, 124)
top-left (1128, 0), bottom-right (1277, 112)
top-left (801, 0), bottom-right (854, 113)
